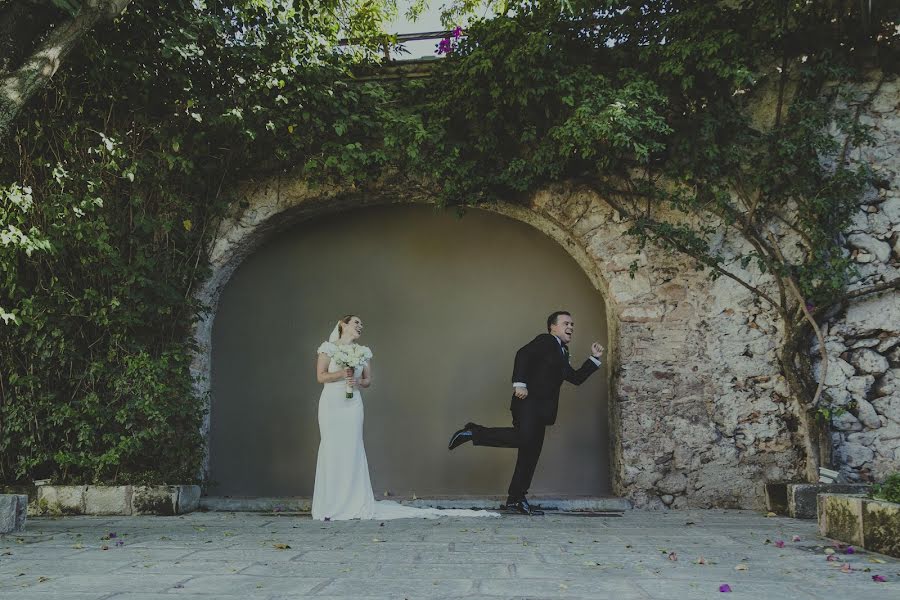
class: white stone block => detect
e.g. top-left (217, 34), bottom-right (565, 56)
top-left (850, 349), bottom-right (890, 375)
top-left (832, 411), bottom-right (863, 432)
top-left (840, 442), bottom-right (875, 467)
top-left (84, 486), bottom-right (132, 515)
top-left (133, 486), bottom-right (177, 515)
top-left (37, 486), bottom-right (86, 514)
top-left (855, 397), bottom-right (882, 429)
top-left (847, 375), bottom-right (876, 396)
top-left (847, 232), bottom-right (891, 263)
top-left (882, 197), bottom-right (900, 223)
top-left (872, 394), bottom-right (900, 424)
top-left (176, 485), bottom-right (201, 514)
top-left (814, 356), bottom-right (855, 387)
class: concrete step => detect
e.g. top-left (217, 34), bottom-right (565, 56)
top-left (200, 495), bottom-right (631, 513)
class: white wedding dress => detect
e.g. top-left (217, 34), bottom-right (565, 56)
top-left (311, 341), bottom-right (498, 521)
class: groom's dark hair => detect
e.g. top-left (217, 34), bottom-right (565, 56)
top-left (547, 311), bottom-right (571, 332)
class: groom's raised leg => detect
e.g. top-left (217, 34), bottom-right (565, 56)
top-left (470, 424), bottom-right (519, 448)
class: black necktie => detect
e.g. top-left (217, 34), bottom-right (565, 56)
top-left (561, 344), bottom-right (569, 361)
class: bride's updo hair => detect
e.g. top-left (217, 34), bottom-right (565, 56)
top-left (337, 314), bottom-right (357, 336)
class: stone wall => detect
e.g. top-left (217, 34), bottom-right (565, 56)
top-left (195, 179), bottom-right (807, 510)
top-left (819, 74), bottom-right (900, 483)
top-left (194, 74), bottom-right (899, 510)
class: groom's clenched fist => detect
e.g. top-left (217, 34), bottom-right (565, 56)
top-left (590, 342), bottom-right (604, 359)
top-left (513, 387), bottom-right (528, 399)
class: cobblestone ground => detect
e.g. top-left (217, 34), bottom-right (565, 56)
top-left (1, 509), bottom-right (898, 599)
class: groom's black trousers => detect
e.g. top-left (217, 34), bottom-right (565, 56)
top-left (468, 410), bottom-right (546, 502)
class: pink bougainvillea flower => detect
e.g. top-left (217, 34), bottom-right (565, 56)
top-left (845, 546), bottom-right (855, 554)
top-left (791, 535), bottom-right (801, 542)
top-left (436, 38), bottom-right (453, 55)
top-left (719, 584), bottom-right (732, 592)
top-left (872, 575), bottom-right (886, 582)
top-left (452, 26), bottom-right (463, 39)
top-left (774, 540), bottom-right (785, 548)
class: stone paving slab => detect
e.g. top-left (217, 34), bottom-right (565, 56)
top-left (1, 510), bottom-right (899, 599)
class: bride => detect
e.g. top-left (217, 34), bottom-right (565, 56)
top-left (311, 314), bottom-right (497, 521)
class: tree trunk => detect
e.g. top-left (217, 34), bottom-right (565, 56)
top-left (0, 0), bottom-right (132, 140)
top-left (0, 1), bottom-right (62, 76)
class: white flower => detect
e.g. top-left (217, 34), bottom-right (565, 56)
top-left (330, 343), bottom-right (373, 369)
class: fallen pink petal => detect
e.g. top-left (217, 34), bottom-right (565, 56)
top-left (719, 584), bottom-right (732, 592)
top-left (774, 540), bottom-right (785, 548)
top-left (791, 535), bottom-right (800, 542)
top-left (872, 575), bottom-right (887, 582)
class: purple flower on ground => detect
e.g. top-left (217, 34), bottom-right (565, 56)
top-left (108, 532), bottom-right (117, 539)
top-left (845, 546), bottom-right (855, 554)
top-left (774, 540), bottom-right (785, 548)
top-left (872, 575), bottom-right (886, 582)
top-left (719, 584), bottom-right (732, 592)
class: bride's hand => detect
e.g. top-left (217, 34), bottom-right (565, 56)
top-left (345, 374), bottom-right (356, 388)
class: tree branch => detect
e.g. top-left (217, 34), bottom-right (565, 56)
top-left (767, 231), bottom-right (827, 409)
top-left (0, 0), bottom-right (131, 140)
top-left (839, 276), bottom-right (900, 303)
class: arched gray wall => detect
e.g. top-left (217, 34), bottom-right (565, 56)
top-left (209, 204), bottom-right (609, 497)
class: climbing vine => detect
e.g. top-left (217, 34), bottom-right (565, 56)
top-left (2, 0), bottom-right (898, 484)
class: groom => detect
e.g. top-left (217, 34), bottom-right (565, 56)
top-left (448, 311), bottom-right (603, 516)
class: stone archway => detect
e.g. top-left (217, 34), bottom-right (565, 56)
top-left (192, 177), bottom-right (807, 509)
top-left (206, 204), bottom-right (610, 497)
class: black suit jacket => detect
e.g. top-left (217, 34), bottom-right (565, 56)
top-left (509, 333), bottom-right (600, 425)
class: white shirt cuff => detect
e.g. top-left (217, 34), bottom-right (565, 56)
top-left (512, 382), bottom-right (527, 388)
top-left (589, 356), bottom-right (602, 367)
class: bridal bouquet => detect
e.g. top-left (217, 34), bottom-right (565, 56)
top-left (331, 344), bottom-right (373, 398)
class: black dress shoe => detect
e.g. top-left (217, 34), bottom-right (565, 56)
top-left (448, 427), bottom-right (474, 450)
top-left (504, 499), bottom-right (544, 516)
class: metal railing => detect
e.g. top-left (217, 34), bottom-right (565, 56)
top-left (339, 30), bottom-right (462, 62)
